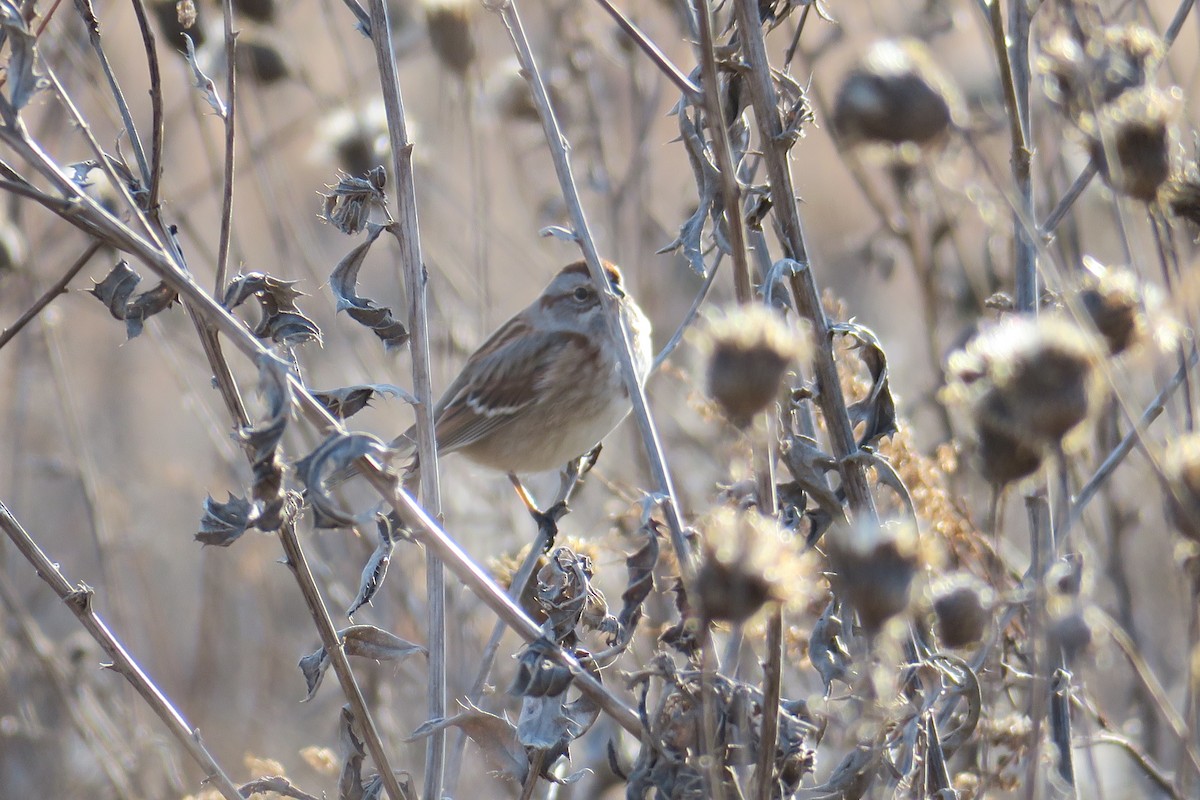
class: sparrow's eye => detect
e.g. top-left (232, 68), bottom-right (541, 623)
top-left (573, 286), bottom-right (592, 302)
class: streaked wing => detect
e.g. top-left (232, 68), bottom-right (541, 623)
top-left (433, 321), bottom-right (578, 455)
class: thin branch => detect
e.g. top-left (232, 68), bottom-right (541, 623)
top-left (0, 502), bottom-right (245, 800)
top-left (364, 0), bottom-right (446, 795)
top-left (590, 0), bottom-right (702, 103)
top-left (0, 240), bottom-right (102, 351)
top-left (214, 0), bottom-right (238, 293)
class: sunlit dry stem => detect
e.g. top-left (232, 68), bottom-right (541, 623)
top-left (364, 0), bottom-right (447, 795)
top-left (0, 502), bottom-right (245, 800)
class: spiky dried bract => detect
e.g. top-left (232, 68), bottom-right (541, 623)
top-left (423, 0), bottom-right (476, 77)
top-left (695, 508), bottom-right (799, 625)
top-left (1163, 434), bottom-right (1200, 542)
top-left (948, 316), bottom-right (1097, 454)
top-left (828, 519), bottom-right (919, 633)
top-left (832, 38), bottom-right (963, 150)
top-left (701, 305), bottom-right (810, 427)
top-left (931, 573), bottom-right (993, 648)
top-left (1076, 264), bottom-right (1144, 355)
top-left (1084, 87), bottom-right (1176, 201)
top-left (1040, 25), bottom-right (1162, 122)
top-left (1164, 168), bottom-right (1200, 231)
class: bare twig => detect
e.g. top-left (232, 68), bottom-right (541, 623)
top-left (590, 0), bottom-right (702, 102)
top-left (0, 240), bottom-right (101, 351)
top-left (0, 502), bottom-right (245, 800)
top-left (214, 0), bottom-right (238, 293)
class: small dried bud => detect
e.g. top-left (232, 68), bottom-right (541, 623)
top-left (1075, 260), bottom-right (1143, 355)
top-left (694, 508), bottom-right (795, 625)
top-left (948, 316), bottom-right (1097, 449)
top-left (423, 0), bottom-right (476, 78)
top-left (1163, 434), bottom-right (1200, 542)
top-left (975, 417), bottom-right (1043, 486)
top-left (828, 520), bottom-right (919, 633)
top-left (1085, 87), bottom-right (1176, 202)
top-left (701, 305), bottom-right (809, 427)
top-left (1040, 25), bottom-right (1162, 121)
top-left (152, 0), bottom-right (204, 48)
top-left (237, 36), bottom-right (290, 84)
top-left (932, 574), bottom-right (993, 648)
top-left (832, 38), bottom-right (962, 149)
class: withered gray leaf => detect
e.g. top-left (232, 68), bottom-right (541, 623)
top-left (341, 625), bottom-right (426, 662)
top-left (295, 431), bottom-right (391, 529)
top-left (196, 493), bottom-right (254, 546)
top-left (237, 354), bottom-right (291, 463)
top-left (181, 33), bottom-right (226, 117)
top-left (0, 0), bottom-right (46, 118)
top-left (830, 322), bottom-right (898, 447)
top-left (347, 523), bottom-right (394, 617)
top-left (611, 521), bottom-right (659, 651)
top-left (329, 223), bottom-right (409, 351)
top-left (314, 383), bottom-right (416, 420)
top-left (321, 168), bottom-right (388, 235)
top-left (407, 701), bottom-right (527, 784)
top-left (298, 648), bottom-right (330, 702)
top-left (89, 261), bottom-right (178, 339)
top-left (338, 705), bottom-right (365, 800)
top-left (511, 637), bottom-right (573, 698)
top-left (779, 435), bottom-right (845, 523)
top-left (809, 599), bottom-right (852, 694)
top-left (223, 271), bottom-right (321, 347)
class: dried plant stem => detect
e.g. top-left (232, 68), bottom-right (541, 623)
top-left (0, 239), bottom-right (101, 351)
top-left (732, 0), bottom-right (878, 523)
top-left (755, 609), bottom-right (784, 800)
top-left (364, 0), bottom-right (446, 795)
top-left (276, 518), bottom-right (409, 800)
top-left (214, 0), bottom-right (238, 293)
top-left (126, 0), bottom-right (165, 207)
top-left (489, 0), bottom-right (694, 577)
top-left (0, 502), bottom-right (245, 800)
top-left (590, 0), bottom-right (702, 102)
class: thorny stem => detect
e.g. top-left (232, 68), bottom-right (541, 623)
top-left (0, 502), bottom-right (245, 800)
top-left (489, 0), bottom-right (695, 577)
top-left (276, 518), bottom-right (410, 800)
top-left (0, 240), bottom-right (101, 351)
top-left (364, 0), bottom-right (447, 796)
top-left (732, 0), bottom-right (878, 524)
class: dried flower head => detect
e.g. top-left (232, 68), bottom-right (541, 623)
top-left (694, 508), bottom-right (797, 625)
top-left (832, 38), bottom-right (963, 150)
top-left (312, 101), bottom-right (391, 177)
top-left (1163, 434), bottom-right (1200, 542)
top-left (488, 58), bottom-right (568, 124)
top-left (423, 0), bottom-right (476, 78)
top-left (152, 0), bottom-right (205, 49)
top-left (947, 315), bottom-right (1097, 450)
top-left (974, 417), bottom-right (1043, 486)
top-left (236, 35), bottom-right (290, 85)
top-left (1075, 258), bottom-right (1144, 355)
top-left (1084, 87), bottom-right (1177, 202)
top-left (931, 573), bottom-right (993, 648)
top-left (700, 305), bottom-right (809, 427)
top-left (1040, 25), bottom-right (1162, 121)
top-left (233, 0), bottom-right (275, 24)
top-left (828, 519), bottom-right (919, 633)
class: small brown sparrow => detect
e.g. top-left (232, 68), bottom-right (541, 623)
top-left (400, 260), bottom-right (652, 479)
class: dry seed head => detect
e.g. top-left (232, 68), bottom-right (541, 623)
top-left (931, 573), bottom-right (993, 648)
top-left (488, 58), bottom-right (569, 124)
top-left (1040, 25), bottom-right (1162, 120)
top-left (233, 0), bottom-right (275, 24)
top-left (828, 519), bottom-right (919, 633)
top-left (312, 101), bottom-right (392, 177)
top-left (832, 38), bottom-right (963, 149)
top-left (1164, 165), bottom-right (1200, 231)
top-left (975, 417), bottom-right (1043, 486)
top-left (236, 36), bottom-right (290, 84)
top-left (1086, 87), bottom-right (1177, 202)
top-left (694, 508), bottom-right (797, 625)
top-left (700, 305), bottom-right (810, 427)
top-left (422, 0), bottom-right (476, 78)
top-left (948, 315), bottom-right (1097, 448)
top-left (1075, 260), bottom-right (1144, 355)
top-left (1163, 434), bottom-right (1200, 542)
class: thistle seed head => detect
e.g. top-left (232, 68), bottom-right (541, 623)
top-left (932, 574), bottom-right (993, 648)
top-left (828, 519), bottom-right (919, 634)
top-left (694, 508), bottom-right (796, 625)
top-left (423, 0), bottom-right (476, 78)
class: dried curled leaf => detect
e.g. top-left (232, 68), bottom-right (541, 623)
top-left (182, 33), bottom-right (226, 117)
top-left (347, 520), bottom-right (394, 617)
top-left (295, 432), bottom-right (392, 529)
top-left (533, 548), bottom-right (611, 644)
top-left (223, 271), bottom-right (322, 347)
top-left (511, 637), bottom-right (574, 698)
top-left (238, 777), bottom-right (321, 800)
top-left (830, 322), bottom-right (898, 447)
top-left (329, 223), bottom-right (409, 351)
top-left (313, 383), bottom-right (416, 420)
top-left (515, 660), bottom-right (601, 783)
top-left (407, 701), bottom-right (527, 785)
top-left (299, 625), bottom-right (425, 701)
top-left (196, 493), bottom-right (254, 547)
top-left (239, 354), bottom-right (291, 463)
top-left (338, 705), bottom-right (365, 800)
top-left (321, 167), bottom-right (388, 235)
top-left (609, 521), bottom-right (659, 652)
top-left (809, 599), bottom-right (852, 694)
top-left (0, 0), bottom-right (47, 119)
top-left (89, 261), bottom-right (178, 339)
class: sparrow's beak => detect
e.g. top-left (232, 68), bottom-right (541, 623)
top-left (610, 281), bottom-right (626, 299)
